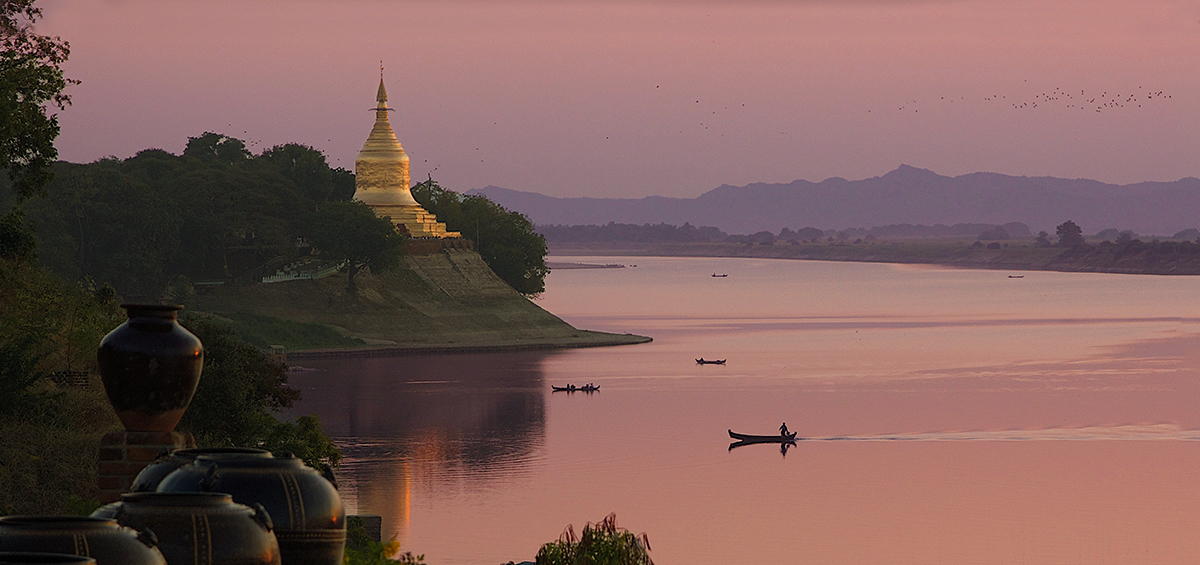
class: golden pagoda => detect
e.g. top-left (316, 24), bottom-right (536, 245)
top-left (354, 76), bottom-right (459, 238)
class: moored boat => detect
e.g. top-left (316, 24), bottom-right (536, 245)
top-left (696, 358), bottom-right (726, 365)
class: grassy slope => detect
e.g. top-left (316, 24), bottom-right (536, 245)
top-left (193, 249), bottom-right (649, 353)
top-left (550, 239), bottom-right (1200, 275)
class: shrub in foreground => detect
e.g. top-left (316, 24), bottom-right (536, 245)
top-left (534, 514), bottom-right (653, 565)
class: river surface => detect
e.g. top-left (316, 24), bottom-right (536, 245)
top-left (284, 256), bottom-right (1200, 564)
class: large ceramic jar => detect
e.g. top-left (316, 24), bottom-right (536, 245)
top-left (130, 447), bottom-right (272, 493)
top-left (116, 493), bottom-right (279, 565)
top-left (0, 517), bottom-right (164, 565)
top-left (97, 304), bottom-right (203, 432)
top-left (157, 454), bottom-right (345, 565)
top-left (0, 553), bottom-right (95, 565)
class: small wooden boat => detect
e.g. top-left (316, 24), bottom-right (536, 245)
top-left (711, 273), bottom-right (728, 278)
top-left (696, 358), bottom-right (726, 365)
top-left (728, 429), bottom-right (799, 443)
top-left (1008, 275), bottom-right (1024, 278)
top-left (552, 384), bottom-right (600, 392)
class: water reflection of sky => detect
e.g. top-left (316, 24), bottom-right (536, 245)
top-left (286, 257), bottom-right (1200, 564)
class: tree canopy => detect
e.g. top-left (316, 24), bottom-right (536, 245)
top-left (1056, 220), bottom-right (1084, 248)
top-left (302, 200), bottom-right (404, 293)
top-left (411, 179), bottom-right (549, 296)
top-left (4, 134), bottom-right (356, 296)
top-left (0, 0), bottom-right (76, 199)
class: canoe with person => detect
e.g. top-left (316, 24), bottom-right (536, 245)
top-left (728, 429), bottom-right (799, 443)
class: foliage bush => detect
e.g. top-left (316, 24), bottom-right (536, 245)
top-left (411, 179), bottom-right (549, 296)
top-left (534, 514), bottom-right (653, 565)
top-left (4, 134), bottom-right (355, 296)
top-left (344, 516), bottom-right (425, 565)
top-left (178, 315), bottom-right (341, 469)
top-left (0, 251), bottom-right (122, 514)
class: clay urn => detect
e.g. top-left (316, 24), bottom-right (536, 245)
top-left (130, 447), bottom-right (272, 493)
top-left (115, 492), bottom-right (280, 565)
top-left (0, 516), bottom-right (165, 565)
top-left (97, 304), bottom-right (203, 432)
top-left (157, 453), bottom-right (345, 565)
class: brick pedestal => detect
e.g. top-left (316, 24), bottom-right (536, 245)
top-left (98, 430), bottom-right (196, 503)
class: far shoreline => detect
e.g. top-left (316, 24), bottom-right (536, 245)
top-left (548, 239), bottom-right (1200, 276)
top-left (287, 330), bottom-right (652, 360)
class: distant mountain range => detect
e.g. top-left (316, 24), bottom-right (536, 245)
top-left (468, 165), bottom-right (1200, 236)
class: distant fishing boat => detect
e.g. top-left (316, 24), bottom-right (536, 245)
top-left (696, 358), bottom-right (726, 365)
top-left (1008, 275), bottom-right (1024, 278)
top-left (552, 383), bottom-right (599, 392)
top-left (711, 273), bottom-right (728, 278)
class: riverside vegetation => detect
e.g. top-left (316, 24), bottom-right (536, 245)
top-left (546, 220), bottom-right (1200, 275)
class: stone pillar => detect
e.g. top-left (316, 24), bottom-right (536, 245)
top-left (97, 430), bottom-right (196, 503)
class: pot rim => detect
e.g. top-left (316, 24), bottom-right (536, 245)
top-left (170, 447), bottom-right (273, 459)
top-left (0, 553), bottom-right (97, 564)
top-left (121, 492), bottom-right (233, 506)
top-left (0, 517), bottom-right (117, 530)
top-left (119, 304), bottom-right (183, 312)
top-left (192, 455), bottom-right (304, 469)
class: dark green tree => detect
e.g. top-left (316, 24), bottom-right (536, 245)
top-left (0, 207), bottom-right (35, 261)
top-left (182, 132), bottom-right (252, 164)
top-left (178, 317), bottom-right (340, 468)
top-left (411, 179), bottom-right (549, 296)
top-left (303, 200), bottom-right (403, 293)
top-left (258, 144), bottom-right (337, 203)
top-left (1056, 220), bottom-right (1084, 248)
top-left (0, 0), bottom-right (75, 198)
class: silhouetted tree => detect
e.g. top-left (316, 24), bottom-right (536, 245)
top-left (1035, 231), bottom-right (1052, 247)
top-left (1056, 220), bottom-right (1084, 247)
top-left (0, 0), bottom-right (76, 198)
top-left (303, 200), bottom-right (403, 293)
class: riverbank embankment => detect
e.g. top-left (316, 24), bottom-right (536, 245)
top-left (550, 239), bottom-right (1200, 275)
top-left (194, 248), bottom-right (650, 355)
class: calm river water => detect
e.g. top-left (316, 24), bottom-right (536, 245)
top-left (285, 256), bottom-right (1200, 564)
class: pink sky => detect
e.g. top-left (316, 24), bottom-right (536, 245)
top-left (40, 0), bottom-right (1200, 198)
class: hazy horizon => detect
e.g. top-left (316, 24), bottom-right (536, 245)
top-left (40, 0), bottom-right (1200, 198)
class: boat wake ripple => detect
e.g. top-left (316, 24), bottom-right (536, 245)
top-left (804, 424), bottom-right (1200, 442)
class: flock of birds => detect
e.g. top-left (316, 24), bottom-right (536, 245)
top-left (890, 84), bottom-right (1173, 115)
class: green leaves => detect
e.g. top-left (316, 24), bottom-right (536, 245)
top-left (0, 0), bottom-right (74, 199)
top-left (10, 133), bottom-right (356, 296)
top-left (177, 316), bottom-right (340, 469)
top-left (0, 207), bottom-right (36, 262)
top-left (534, 514), bottom-right (653, 565)
top-left (411, 179), bottom-right (549, 296)
top-left (303, 200), bottom-right (404, 293)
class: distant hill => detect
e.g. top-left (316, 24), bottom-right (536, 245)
top-left (469, 165), bottom-right (1200, 236)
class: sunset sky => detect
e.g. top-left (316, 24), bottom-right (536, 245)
top-left (40, 0), bottom-right (1200, 198)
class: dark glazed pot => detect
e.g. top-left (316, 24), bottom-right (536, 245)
top-left (0, 553), bottom-right (95, 565)
top-left (0, 517), bottom-right (164, 565)
top-left (97, 304), bottom-right (203, 432)
top-left (131, 447), bottom-right (272, 492)
top-left (116, 492), bottom-right (279, 565)
top-left (158, 454), bottom-right (345, 565)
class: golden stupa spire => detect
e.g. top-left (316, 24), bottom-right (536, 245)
top-left (377, 61), bottom-right (389, 107)
top-left (353, 68), bottom-right (460, 239)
